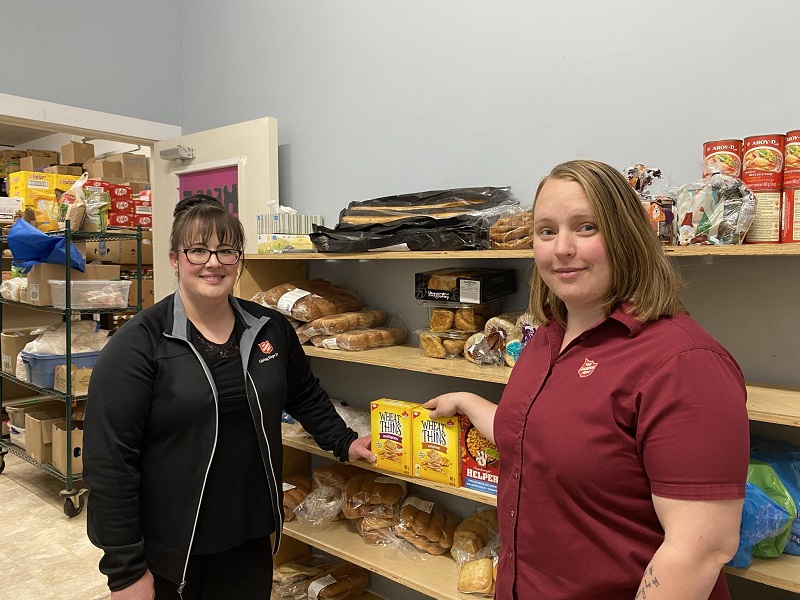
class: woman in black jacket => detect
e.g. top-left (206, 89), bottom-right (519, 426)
top-left (83, 195), bottom-right (375, 600)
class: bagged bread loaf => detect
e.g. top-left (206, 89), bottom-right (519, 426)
top-left (298, 463), bottom-right (364, 525)
top-left (453, 509), bottom-right (501, 596)
top-left (353, 518), bottom-right (398, 546)
top-left (451, 509), bottom-right (499, 559)
top-left (394, 495), bottom-right (459, 555)
top-left (272, 556), bottom-right (369, 600)
top-left (458, 557), bottom-right (495, 595)
top-left (254, 279), bottom-right (363, 322)
top-left (298, 309), bottom-right (386, 337)
top-left (282, 473), bottom-right (312, 521)
top-left (342, 473), bottom-right (407, 519)
top-left (312, 326), bottom-right (407, 351)
top-left (489, 210), bottom-right (532, 250)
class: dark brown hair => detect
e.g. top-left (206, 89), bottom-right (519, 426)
top-left (170, 194), bottom-right (245, 253)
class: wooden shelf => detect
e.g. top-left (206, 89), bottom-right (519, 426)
top-left (746, 385), bottom-right (800, 427)
top-left (283, 434), bottom-right (497, 507)
top-left (304, 345), bottom-right (511, 384)
top-left (724, 554), bottom-right (800, 593)
top-left (282, 519), bottom-right (470, 600)
top-left (245, 244), bottom-right (800, 262)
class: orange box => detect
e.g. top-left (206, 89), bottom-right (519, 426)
top-left (412, 406), bottom-right (461, 487)
top-left (459, 414), bottom-right (499, 495)
top-left (370, 398), bottom-right (415, 476)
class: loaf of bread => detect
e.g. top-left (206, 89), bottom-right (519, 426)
top-left (490, 235), bottom-right (532, 250)
top-left (259, 279), bottom-right (363, 322)
top-left (395, 496), bottom-right (459, 555)
top-left (489, 211), bottom-right (533, 249)
top-left (342, 473), bottom-right (407, 519)
top-left (298, 309), bottom-right (386, 338)
top-left (451, 509), bottom-right (499, 559)
top-left (310, 562), bottom-right (369, 600)
top-left (282, 474), bottom-right (312, 521)
top-left (298, 464), bottom-right (364, 525)
top-left (457, 558), bottom-right (494, 595)
top-left (354, 518), bottom-right (397, 546)
top-left (273, 557), bottom-right (369, 600)
top-left (312, 326), bottom-right (407, 351)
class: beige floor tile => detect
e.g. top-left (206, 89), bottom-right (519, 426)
top-left (0, 453), bottom-right (108, 600)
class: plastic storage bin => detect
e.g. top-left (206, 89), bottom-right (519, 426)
top-left (47, 279), bottom-right (131, 309)
top-left (20, 350), bottom-right (101, 390)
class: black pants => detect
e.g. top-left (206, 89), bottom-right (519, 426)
top-left (152, 536), bottom-right (273, 599)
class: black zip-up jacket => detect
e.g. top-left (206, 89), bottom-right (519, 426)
top-left (83, 292), bottom-right (357, 592)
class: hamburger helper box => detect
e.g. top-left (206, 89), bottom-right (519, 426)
top-left (415, 268), bottom-right (516, 304)
top-left (370, 398), bottom-right (415, 476)
top-left (459, 414), bottom-right (500, 495)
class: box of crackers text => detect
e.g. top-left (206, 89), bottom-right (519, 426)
top-left (459, 414), bottom-right (500, 495)
top-left (412, 407), bottom-right (461, 487)
top-left (370, 398), bottom-right (415, 476)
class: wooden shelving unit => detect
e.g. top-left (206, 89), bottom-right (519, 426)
top-left (282, 519), bottom-right (470, 600)
top-left (724, 554), bottom-right (800, 593)
top-left (283, 433), bottom-right (497, 506)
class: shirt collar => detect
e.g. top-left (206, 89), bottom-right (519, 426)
top-left (543, 302), bottom-right (647, 338)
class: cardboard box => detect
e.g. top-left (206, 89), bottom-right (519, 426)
top-left (60, 141), bottom-right (94, 166)
top-left (123, 181), bottom-right (151, 195)
top-left (6, 398), bottom-right (61, 427)
top-left (84, 159), bottom-right (122, 180)
top-left (257, 234), bottom-right (315, 254)
top-left (0, 196), bottom-right (21, 221)
top-left (20, 156), bottom-right (57, 172)
top-left (414, 268), bottom-right (516, 304)
top-left (85, 179), bottom-right (132, 200)
top-left (412, 406), bottom-right (461, 487)
top-left (25, 410), bottom-right (63, 465)
top-left (54, 365), bottom-right (93, 394)
top-left (44, 165), bottom-right (83, 176)
top-left (459, 414), bottom-right (499, 495)
top-left (0, 150), bottom-right (26, 162)
top-left (52, 174), bottom-right (81, 193)
top-left (370, 398), bottom-right (416, 476)
top-left (0, 160), bottom-right (22, 178)
top-left (128, 277), bottom-right (154, 309)
top-left (51, 420), bottom-right (84, 475)
top-left (26, 149), bottom-right (59, 161)
top-left (81, 230), bottom-right (153, 264)
top-left (51, 420), bottom-right (84, 476)
top-left (105, 153), bottom-right (148, 180)
top-left (1, 329), bottom-right (38, 374)
top-left (24, 263), bottom-right (120, 307)
top-left (6, 171), bottom-right (55, 207)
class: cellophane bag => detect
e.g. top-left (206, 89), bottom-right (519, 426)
top-left (296, 463), bottom-right (364, 526)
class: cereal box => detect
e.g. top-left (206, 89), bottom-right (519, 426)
top-left (412, 407), bottom-right (461, 487)
top-left (370, 398), bottom-right (415, 476)
top-left (460, 414), bottom-right (500, 495)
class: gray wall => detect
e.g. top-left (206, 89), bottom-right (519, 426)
top-left (176, 1), bottom-right (798, 224)
top-left (0, 0), bottom-right (180, 125)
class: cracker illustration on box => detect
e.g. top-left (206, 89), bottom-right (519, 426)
top-left (413, 407), bottom-right (461, 487)
top-left (370, 399), bottom-right (415, 476)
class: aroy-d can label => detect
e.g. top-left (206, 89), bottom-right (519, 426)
top-left (702, 139), bottom-right (742, 178)
top-left (742, 134), bottom-right (785, 191)
top-left (745, 191), bottom-right (782, 243)
top-left (784, 130), bottom-right (800, 189)
top-left (781, 188), bottom-right (800, 243)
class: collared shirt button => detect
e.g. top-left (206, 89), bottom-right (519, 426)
top-left (508, 549), bottom-right (513, 558)
top-left (510, 510), bottom-right (515, 518)
top-left (513, 470), bottom-right (519, 480)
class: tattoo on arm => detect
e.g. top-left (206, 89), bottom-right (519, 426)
top-left (635, 564), bottom-right (660, 599)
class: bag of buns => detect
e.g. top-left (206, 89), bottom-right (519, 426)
top-left (342, 473), bottom-right (407, 519)
top-left (253, 279), bottom-right (363, 322)
top-left (282, 473), bottom-right (311, 522)
top-left (297, 463), bottom-right (364, 525)
top-left (394, 495), bottom-right (459, 556)
top-left (272, 555), bottom-right (369, 600)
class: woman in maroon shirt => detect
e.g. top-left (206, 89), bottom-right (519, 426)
top-left (426, 160), bottom-right (749, 599)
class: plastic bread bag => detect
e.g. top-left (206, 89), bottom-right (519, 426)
top-left (486, 205), bottom-right (533, 250)
top-left (451, 508), bottom-right (499, 562)
top-left (505, 312), bottom-right (537, 367)
top-left (311, 317), bottom-right (407, 351)
top-left (456, 533), bottom-right (501, 597)
top-left (0, 277), bottom-right (26, 301)
top-left (297, 308), bottom-right (387, 338)
top-left (282, 473), bottom-right (311, 522)
top-left (332, 400), bottom-right (370, 438)
top-left (667, 173), bottom-right (757, 245)
top-left (625, 164), bottom-right (676, 245)
top-left (57, 172), bottom-right (89, 230)
top-left (297, 463), bottom-right (364, 526)
top-left (272, 555), bottom-right (369, 600)
top-left (254, 279), bottom-right (363, 322)
top-left (394, 495), bottom-right (459, 556)
top-left (463, 332), bottom-right (503, 366)
top-left (341, 473), bottom-right (407, 520)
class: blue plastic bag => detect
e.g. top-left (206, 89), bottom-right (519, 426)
top-left (751, 437), bottom-right (800, 555)
top-left (728, 482), bottom-right (793, 568)
top-left (6, 218), bottom-right (85, 274)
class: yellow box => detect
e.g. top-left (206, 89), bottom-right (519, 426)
top-left (370, 398), bottom-right (415, 476)
top-left (53, 174), bottom-right (81, 193)
top-left (257, 233), bottom-right (315, 253)
top-left (412, 406), bottom-right (461, 487)
top-left (7, 171), bottom-right (56, 207)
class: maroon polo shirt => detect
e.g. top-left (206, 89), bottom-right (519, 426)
top-left (493, 306), bottom-right (749, 599)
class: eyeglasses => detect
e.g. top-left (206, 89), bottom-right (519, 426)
top-left (182, 248), bottom-right (243, 265)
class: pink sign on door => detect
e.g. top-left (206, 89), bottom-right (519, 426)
top-left (178, 165), bottom-right (239, 217)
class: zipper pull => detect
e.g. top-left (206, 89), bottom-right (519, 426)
top-left (177, 581), bottom-right (186, 598)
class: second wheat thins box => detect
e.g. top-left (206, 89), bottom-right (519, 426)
top-left (414, 268), bottom-right (516, 304)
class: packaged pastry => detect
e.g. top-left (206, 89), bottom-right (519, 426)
top-left (417, 329), bottom-right (470, 359)
top-left (412, 406), bottom-right (461, 486)
top-left (414, 268), bottom-right (516, 304)
top-left (370, 398), bottom-right (415, 475)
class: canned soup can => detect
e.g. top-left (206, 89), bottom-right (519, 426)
top-left (781, 188), bottom-right (800, 243)
top-left (784, 130), bottom-right (800, 189)
top-left (702, 139), bottom-right (742, 178)
top-left (742, 134), bottom-right (785, 192)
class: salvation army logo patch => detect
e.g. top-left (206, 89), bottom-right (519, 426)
top-left (259, 340), bottom-right (274, 354)
top-left (578, 358), bottom-right (598, 378)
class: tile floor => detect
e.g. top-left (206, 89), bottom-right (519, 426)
top-left (0, 452), bottom-right (109, 600)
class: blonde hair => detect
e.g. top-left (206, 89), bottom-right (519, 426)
top-left (529, 160), bottom-right (686, 326)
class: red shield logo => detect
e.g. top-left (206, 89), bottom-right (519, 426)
top-left (578, 358), bottom-right (598, 378)
top-left (258, 340), bottom-right (273, 354)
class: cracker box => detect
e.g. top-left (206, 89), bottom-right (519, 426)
top-left (412, 407), bottom-right (461, 487)
top-left (370, 398), bottom-right (415, 476)
top-left (459, 414), bottom-right (500, 495)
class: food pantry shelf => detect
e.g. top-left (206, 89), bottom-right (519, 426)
top-left (282, 519), bottom-right (472, 600)
top-left (724, 554), bottom-right (800, 593)
top-left (282, 433), bottom-right (496, 506)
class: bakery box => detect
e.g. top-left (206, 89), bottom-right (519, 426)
top-left (415, 268), bottom-right (516, 304)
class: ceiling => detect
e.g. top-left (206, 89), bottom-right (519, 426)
top-left (0, 123), bottom-right (58, 148)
